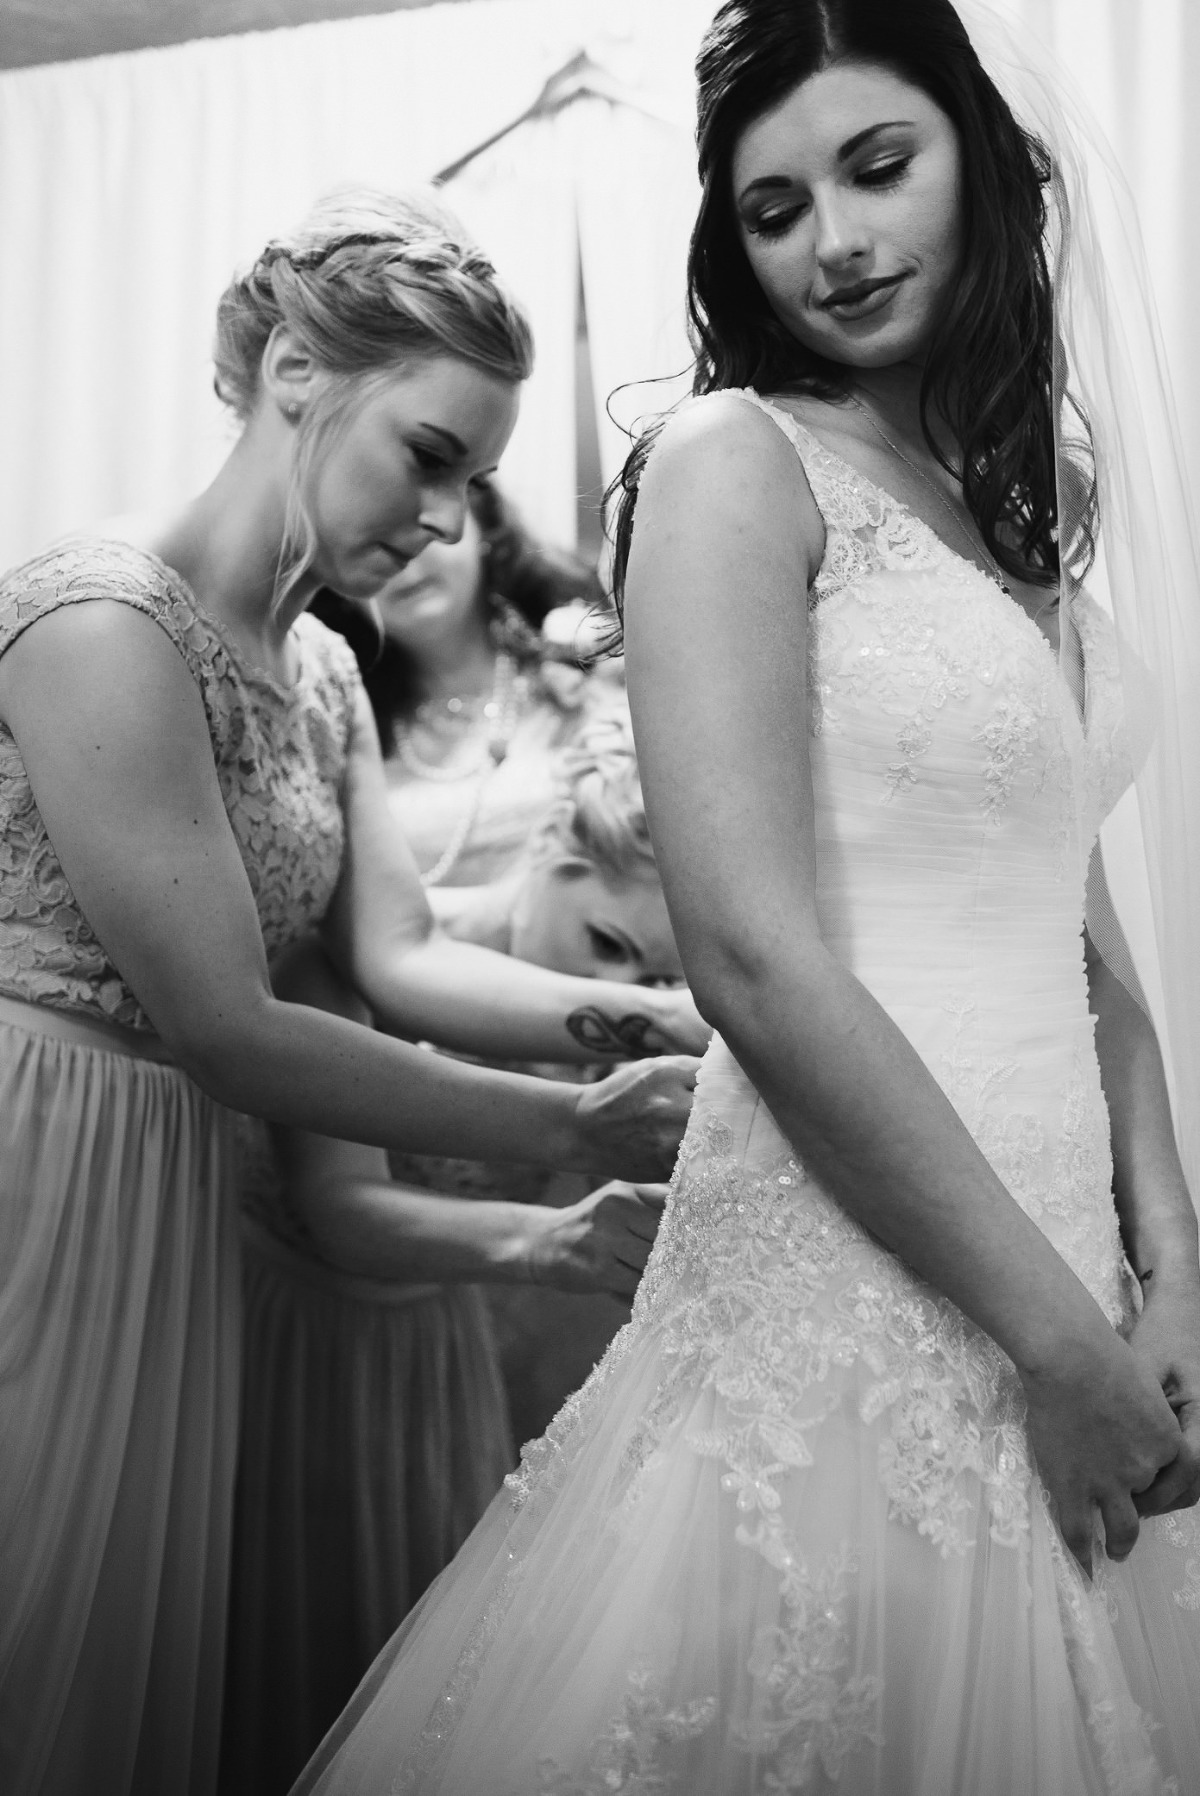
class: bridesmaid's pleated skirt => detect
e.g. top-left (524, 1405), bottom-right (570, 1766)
top-left (0, 996), bottom-right (240, 1796)
top-left (220, 1220), bottom-right (515, 1796)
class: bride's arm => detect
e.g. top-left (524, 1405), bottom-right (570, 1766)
top-left (623, 393), bottom-right (1183, 1570)
top-left (1083, 887), bottom-right (1200, 1515)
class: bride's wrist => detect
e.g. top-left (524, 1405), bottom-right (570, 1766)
top-left (1004, 1288), bottom-right (1122, 1388)
top-left (1136, 1259), bottom-right (1200, 1307)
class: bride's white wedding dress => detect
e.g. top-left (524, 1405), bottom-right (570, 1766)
top-left (295, 393), bottom-right (1200, 1796)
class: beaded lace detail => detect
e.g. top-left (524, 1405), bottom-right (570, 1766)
top-left (0, 538), bottom-right (358, 1030)
top-left (390, 392), bottom-right (1187, 1794)
top-left (531, 1671), bottom-right (718, 1796)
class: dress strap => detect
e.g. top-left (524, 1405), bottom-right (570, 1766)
top-left (727, 389), bottom-right (823, 458)
top-left (724, 390), bottom-right (855, 525)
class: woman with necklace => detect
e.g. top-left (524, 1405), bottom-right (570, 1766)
top-left (348, 476), bottom-right (615, 892)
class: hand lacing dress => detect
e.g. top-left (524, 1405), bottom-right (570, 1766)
top-left (0, 538), bottom-right (358, 1796)
top-left (292, 393), bottom-right (1200, 1796)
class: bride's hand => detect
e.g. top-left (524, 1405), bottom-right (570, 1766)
top-left (1019, 1329), bottom-right (1183, 1575)
top-left (1126, 1276), bottom-right (1200, 1517)
top-left (571, 1055), bottom-right (697, 1181)
top-left (522, 1182), bottom-right (669, 1298)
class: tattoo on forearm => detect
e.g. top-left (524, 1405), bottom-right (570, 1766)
top-left (566, 1006), bottom-right (661, 1058)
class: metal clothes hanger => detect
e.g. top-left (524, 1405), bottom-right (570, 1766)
top-left (432, 48), bottom-right (677, 185)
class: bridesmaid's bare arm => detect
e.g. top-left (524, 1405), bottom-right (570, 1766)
top-left (319, 685), bottom-right (709, 1062)
top-left (0, 600), bottom-right (691, 1179)
top-left (270, 939), bottom-right (666, 1299)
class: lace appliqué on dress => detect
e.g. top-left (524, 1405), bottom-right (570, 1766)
top-left (531, 1671), bottom-right (717, 1796)
top-left (1155, 1511), bottom-right (1200, 1612)
top-left (731, 1543), bottom-right (883, 1790)
top-left (1047, 1514), bottom-right (1180, 1796)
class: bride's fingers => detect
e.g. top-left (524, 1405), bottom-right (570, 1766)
top-left (1055, 1495), bottom-right (1096, 1578)
top-left (1099, 1491), bottom-right (1141, 1563)
top-left (1133, 1433), bottom-right (1200, 1516)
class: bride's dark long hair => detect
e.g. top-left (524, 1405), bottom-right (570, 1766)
top-left (609, 0), bottom-right (1097, 610)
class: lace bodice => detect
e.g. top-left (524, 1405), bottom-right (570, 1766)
top-left (0, 538), bottom-right (359, 1031)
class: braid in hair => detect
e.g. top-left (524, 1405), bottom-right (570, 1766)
top-left (212, 188), bottom-right (533, 601)
top-left (541, 708), bottom-right (658, 882)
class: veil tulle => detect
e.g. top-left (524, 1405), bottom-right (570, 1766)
top-left (955, 0), bottom-right (1200, 1204)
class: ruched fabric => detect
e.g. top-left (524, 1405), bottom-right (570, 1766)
top-left (0, 1002), bottom-right (240, 1796)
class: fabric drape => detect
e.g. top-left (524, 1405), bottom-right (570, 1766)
top-left (0, 0), bottom-right (709, 562)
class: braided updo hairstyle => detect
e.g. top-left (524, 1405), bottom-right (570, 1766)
top-left (213, 188), bottom-right (534, 599)
top-left (538, 708), bottom-right (658, 884)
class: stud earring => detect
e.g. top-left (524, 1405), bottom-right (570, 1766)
top-left (285, 401), bottom-right (301, 421)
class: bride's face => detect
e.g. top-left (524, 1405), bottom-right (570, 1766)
top-left (731, 61), bottom-right (963, 370)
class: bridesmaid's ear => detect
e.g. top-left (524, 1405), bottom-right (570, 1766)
top-left (259, 323), bottom-right (323, 424)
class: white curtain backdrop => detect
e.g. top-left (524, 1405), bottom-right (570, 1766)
top-left (0, 0), bottom-right (1193, 564)
top-left (0, 0), bottom-right (710, 563)
top-left (986, 0), bottom-right (1197, 1062)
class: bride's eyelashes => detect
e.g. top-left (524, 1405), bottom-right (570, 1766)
top-left (746, 157), bottom-right (916, 239)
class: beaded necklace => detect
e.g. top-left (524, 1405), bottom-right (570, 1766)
top-left (396, 650), bottom-right (525, 888)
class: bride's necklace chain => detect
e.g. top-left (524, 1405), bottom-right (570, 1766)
top-left (397, 650), bottom-right (525, 889)
top-left (847, 392), bottom-right (1012, 596)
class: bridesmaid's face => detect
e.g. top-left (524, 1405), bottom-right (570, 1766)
top-left (510, 860), bottom-right (684, 987)
top-left (306, 356), bottom-right (518, 601)
top-left (732, 61), bottom-right (963, 370)
top-left (374, 511), bottom-right (489, 656)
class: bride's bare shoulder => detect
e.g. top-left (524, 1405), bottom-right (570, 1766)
top-left (632, 391), bottom-right (824, 585)
top-left (641, 390), bottom-right (814, 505)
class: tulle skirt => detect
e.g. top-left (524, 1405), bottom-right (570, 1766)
top-left (221, 1222), bottom-right (515, 1796)
top-left (0, 995), bottom-right (241, 1796)
top-left (293, 1043), bottom-right (1200, 1796)
top-left (294, 1328), bottom-right (1200, 1796)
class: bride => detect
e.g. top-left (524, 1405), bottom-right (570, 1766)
top-left (294, 1), bottom-right (1200, 1790)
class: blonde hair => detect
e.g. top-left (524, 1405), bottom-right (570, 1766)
top-left (213, 188), bottom-right (534, 601)
top-left (540, 707), bottom-right (657, 882)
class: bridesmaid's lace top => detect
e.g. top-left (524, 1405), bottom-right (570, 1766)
top-left (0, 537), bottom-right (360, 1031)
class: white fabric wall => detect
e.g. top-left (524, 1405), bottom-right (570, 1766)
top-left (0, 0), bottom-right (709, 563)
top-left (0, 0), bottom-right (1194, 559)
top-left (986, 0), bottom-right (1197, 1054)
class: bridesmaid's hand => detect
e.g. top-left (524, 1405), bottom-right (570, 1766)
top-left (571, 1055), bottom-right (697, 1181)
top-left (1019, 1329), bottom-right (1184, 1575)
top-left (564, 988), bottom-right (711, 1060)
top-left (1127, 1277), bottom-right (1200, 1517)
top-left (652, 987), bottom-right (712, 1058)
top-left (523, 1182), bottom-right (670, 1299)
